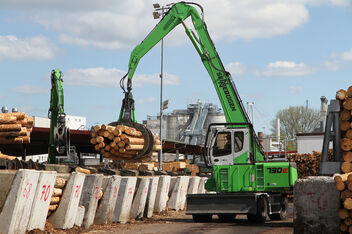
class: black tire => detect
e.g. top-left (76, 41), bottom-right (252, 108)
top-left (192, 214), bottom-right (213, 223)
top-left (269, 197), bottom-right (288, 220)
top-left (217, 214), bottom-right (236, 222)
top-left (247, 197), bottom-right (268, 223)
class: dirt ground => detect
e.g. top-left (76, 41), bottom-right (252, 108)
top-left (30, 208), bottom-right (293, 234)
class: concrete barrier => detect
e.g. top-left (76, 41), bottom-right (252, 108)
top-left (95, 175), bottom-right (121, 225)
top-left (79, 174), bottom-right (104, 229)
top-left (130, 177), bottom-right (150, 219)
top-left (154, 175), bottom-right (171, 213)
top-left (144, 176), bottom-right (159, 218)
top-left (294, 176), bottom-right (340, 234)
top-left (187, 176), bottom-right (201, 194)
top-left (0, 169), bottom-right (40, 234)
top-left (198, 177), bottom-right (207, 193)
top-left (48, 172), bottom-right (86, 229)
top-left (113, 177), bottom-right (137, 224)
top-left (27, 171), bottom-right (57, 231)
top-left (168, 176), bottom-right (190, 211)
top-left (75, 205), bottom-right (85, 227)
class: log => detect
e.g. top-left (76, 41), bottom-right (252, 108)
top-left (0, 116), bottom-right (16, 124)
top-left (91, 131), bottom-right (98, 138)
top-left (93, 125), bottom-right (100, 132)
top-left (48, 204), bottom-right (58, 212)
top-left (348, 182), bottom-right (352, 191)
top-left (98, 142), bottom-right (105, 149)
top-left (124, 137), bottom-right (145, 145)
top-left (94, 144), bottom-right (100, 151)
top-left (0, 112), bottom-right (26, 120)
top-left (341, 110), bottom-right (351, 121)
top-left (341, 121), bottom-right (350, 131)
top-left (341, 190), bottom-right (352, 199)
top-left (101, 124), bottom-right (107, 130)
top-left (347, 86), bottom-right (352, 98)
top-left (95, 136), bottom-right (104, 143)
top-left (18, 136), bottom-right (30, 144)
top-left (108, 133), bottom-right (114, 141)
top-left (113, 129), bottom-right (121, 137)
top-left (117, 141), bottom-right (125, 148)
top-left (103, 131), bottom-right (110, 138)
top-left (348, 174), bottom-right (352, 183)
top-left (116, 125), bottom-right (126, 132)
top-left (344, 152), bottom-right (352, 162)
top-left (53, 188), bottom-right (62, 196)
top-left (110, 141), bottom-right (116, 148)
top-left (126, 144), bottom-right (144, 150)
top-left (337, 89), bottom-right (347, 100)
top-left (17, 117), bottom-right (34, 126)
top-left (0, 124), bottom-right (22, 132)
top-left (153, 144), bottom-right (162, 151)
top-left (90, 138), bottom-right (97, 145)
top-left (55, 178), bottom-right (66, 188)
top-left (345, 217), bottom-right (352, 226)
top-left (341, 138), bottom-right (352, 151)
top-left (349, 225), bottom-right (352, 234)
top-left (346, 130), bottom-right (352, 140)
top-left (334, 172), bottom-right (352, 183)
top-left (342, 162), bottom-right (352, 173)
top-left (0, 137), bottom-right (23, 144)
top-left (50, 196), bottom-right (60, 204)
top-left (0, 152), bottom-right (16, 160)
top-left (125, 128), bottom-right (143, 137)
top-left (0, 128), bottom-right (28, 137)
top-left (75, 167), bottom-right (91, 174)
top-left (341, 223), bottom-right (348, 232)
top-left (343, 98), bottom-right (352, 110)
top-left (344, 198), bottom-right (352, 209)
top-left (339, 209), bottom-right (349, 219)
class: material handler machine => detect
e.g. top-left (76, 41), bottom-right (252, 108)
top-left (118, 2), bottom-right (298, 222)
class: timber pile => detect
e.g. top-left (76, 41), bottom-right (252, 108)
top-left (287, 151), bottom-right (322, 178)
top-left (123, 160), bottom-right (199, 176)
top-left (48, 177), bottom-right (67, 216)
top-left (0, 112), bottom-right (33, 144)
top-left (334, 172), bottom-right (352, 233)
top-left (336, 86), bottom-right (352, 174)
top-left (90, 124), bottom-right (161, 162)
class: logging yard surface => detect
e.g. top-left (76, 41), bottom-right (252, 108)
top-left (38, 204), bottom-right (293, 234)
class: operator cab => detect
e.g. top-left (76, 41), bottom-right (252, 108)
top-left (205, 124), bottom-right (251, 166)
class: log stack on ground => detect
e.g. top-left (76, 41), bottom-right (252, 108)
top-left (90, 124), bottom-right (161, 162)
top-left (334, 172), bottom-right (352, 233)
top-left (287, 151), bottom-right (322, 178)
top-left (48, 177), bottom-right (67, 217)
top-left (0, 112), bottom-right (33, 144)
top-left (337, 86), bottom-right (352, 174)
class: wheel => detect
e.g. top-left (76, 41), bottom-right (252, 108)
top-left (217, 214), bottom-right (236, 222)
top-left (247, 197), bottom-right (268, 223)
top-left (269, 197), bottom-right (288, 220)
top-left (192, 214), bottom-right (213, 222)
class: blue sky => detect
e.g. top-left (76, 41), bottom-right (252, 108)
top-left (0, 0), bottom-right (351, 135)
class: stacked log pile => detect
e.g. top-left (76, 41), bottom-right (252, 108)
top-left (336, 87), bottom-right (352, 174)
top-left (0, 112), bottom-right (33, 144)
top-left (48, 177), bottom-right (66, 216)
top-left (90, 124), bottom-right (161, 161)
top-left (287, 151), bottom-right (322, 178)
top-left (334, 172), bottom-right (352, 233)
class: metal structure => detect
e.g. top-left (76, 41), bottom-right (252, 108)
top-left (320, 99), bottom-right (342, 175)
top-left (118, 2), bottom-right (297, 222)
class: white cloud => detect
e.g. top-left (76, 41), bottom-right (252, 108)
top-left (13, 85), bottom-right (49, 94)
top-left (2, 0), bottom-right (313, 49)
top-left (225, 62), bottom-right (247, 77)
top-left (256, 61), bottom-right (315, 77)
top-left (288, 85), bottom-right (303, 94)
top-left (341, 48), bottom-right (352, 61)
top-left (64, 67), bottom-right (181, 88)
top-left (136, 97), bottom-right (157, 105)
top-left (0, 35), bottom-right (58, 60)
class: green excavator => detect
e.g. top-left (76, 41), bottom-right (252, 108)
top-left (48, 69), bottom-right (70, 164)
top-left (119, 1), bottom-right (298, 222)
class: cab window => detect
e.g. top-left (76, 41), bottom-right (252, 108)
top-left (213, 132), bottom-right (231, 157)
top-left (234, 131), bottom-right (244, 153)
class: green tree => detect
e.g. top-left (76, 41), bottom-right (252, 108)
top-left (271, 105), bottom-right (321, 140)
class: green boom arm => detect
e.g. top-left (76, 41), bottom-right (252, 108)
top-left (125, 2), bottom-right (263, 160)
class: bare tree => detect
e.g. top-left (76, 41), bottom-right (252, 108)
top-left (271, 105), bottom-right (321, 139)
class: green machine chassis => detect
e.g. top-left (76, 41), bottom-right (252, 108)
top-left (120, 2), bottom-right (298, 222)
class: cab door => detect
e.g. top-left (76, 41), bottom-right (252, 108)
top-left (208, 128), bottom-right (250, 166)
